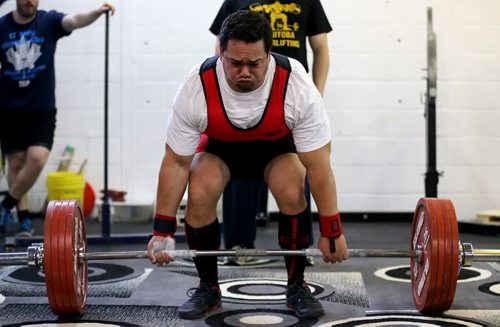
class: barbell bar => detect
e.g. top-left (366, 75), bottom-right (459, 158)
top-left (0, 247), bottom-right (418, 267)
top-left (0, 198), bottom-right (499, 316)
top-left (3, 245), bottom-right (500, 268)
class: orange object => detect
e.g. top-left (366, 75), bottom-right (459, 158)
top-left (83, 182), bottom-right (96, 217)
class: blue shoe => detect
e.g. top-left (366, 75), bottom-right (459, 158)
top-left (16, 217), bottom-right (34, 237)
top-left (1, 207), bottom-right (13, 226)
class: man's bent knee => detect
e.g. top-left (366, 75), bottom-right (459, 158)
top-left (186, 184), bottom-right (222, 227)
top-left (6, 152), bottom-right (26, 172)
top-left (26, 146), bottom-right (50, 171)
top-left (276, 187), bottom-right (306, 213)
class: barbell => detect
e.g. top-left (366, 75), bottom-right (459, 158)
top-left (0, 198), bottom-right (499, 317)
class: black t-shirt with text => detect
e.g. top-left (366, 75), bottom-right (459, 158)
top-left (210, 0), bottom-right (332, 72)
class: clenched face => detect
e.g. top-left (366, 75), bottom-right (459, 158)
top-left (16, 0), bottom-right (39, 20)
top-left (220, 39), bottom-right (270, 93)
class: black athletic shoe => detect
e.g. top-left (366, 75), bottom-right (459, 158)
top-left (178, 282), bottom-right (222, 320)
top-left (286, 280), bottom-right (324, 319)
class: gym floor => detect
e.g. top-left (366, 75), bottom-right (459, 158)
top-left (1, 216), bottom-right (499, 326)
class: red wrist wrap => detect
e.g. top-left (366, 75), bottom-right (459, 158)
top-left (153, 213), bottom-right (177, 237)
top-left (319, 213), bottom-right (342, 238)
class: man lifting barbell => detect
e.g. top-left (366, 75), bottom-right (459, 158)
top-left (2, 197), bottom-right (500, 317)
top-left (145, 10), bottom-right (348, 320)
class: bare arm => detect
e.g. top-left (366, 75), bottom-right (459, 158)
top-left (155, 144), bottom-right (193, 216)
top-left (298, 143), bottom-right (348, 263)
top-left (297, 143), bottom-right (338, 215)
top-left (147, 144), bottom-right (193, 264)
top-left (62, 2), bottom-right (116, 32)
top-left (308, 33), bottom-right (330, 96)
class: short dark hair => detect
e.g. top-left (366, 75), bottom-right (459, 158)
top-left (219, 10), bottom-right (272, 53)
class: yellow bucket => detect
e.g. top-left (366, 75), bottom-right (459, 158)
top-left (46, 172), bottom-right (85, 207)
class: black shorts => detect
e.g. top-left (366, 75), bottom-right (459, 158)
top-left (0, 110), bottom-right (57, 154)
top-left (206, 134), bottom-right (297, 178)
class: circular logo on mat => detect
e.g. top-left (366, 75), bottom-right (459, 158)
top-left (219, 278), bottom-right (331, 304)
top-left (4, 320), bottom-right (140, 327)
top-left (206, 309), bottom-right (315, 326)
top-left (6, 263), bottom-right (136, 285)
top-left (479, 281), bottom-right (500, 297)
top-left (374, 265), bottom-right (492, 283)
top-left (318, 315), bottom-right (485, 326)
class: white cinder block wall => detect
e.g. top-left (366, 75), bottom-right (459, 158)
top-left (1, 0), bottom-right (499, 222)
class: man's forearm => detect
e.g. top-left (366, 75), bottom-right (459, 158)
top-left (308, 167), bottom-right (338, 215)
top-left (309, 33), bottom-right (330, 96)
top-left (62, 3), bottom-right (115, 32)
top-left (298, 145), bottom-right (339, 215)
top-left (63, 9), bottom-right (106, 32)
top-left (312, 49), bottom-right (329, 96)
top-left (154, 142), bottom-right (194, 215)
top-left (155, 157), bottom-right (191, 217)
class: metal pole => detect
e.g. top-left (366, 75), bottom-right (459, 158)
top-left (470, 249), bottom-right (500, 262)
top-left (4, 246), bottom-right (500, 266)
top-left (424, 7), bottom-right (439, 197)
top-left (101, 11), bottom-right (111, 238)
top-left (82, 248), bottom-right (417, 261)
top-left (0, 252), bottom-right (28, 265)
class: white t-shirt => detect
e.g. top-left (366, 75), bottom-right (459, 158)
top-left (165, 55), bottom-right (331, 156)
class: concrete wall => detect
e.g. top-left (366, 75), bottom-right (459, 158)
top-left (1, 0), bottom-right (499, 221)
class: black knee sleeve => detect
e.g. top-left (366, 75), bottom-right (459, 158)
top-left (185, 218), bottom-right (221, 250)
top-left (278, 209), bottom-right (312, 250)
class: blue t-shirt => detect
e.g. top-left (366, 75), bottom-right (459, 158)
top-left (0, 10), bottom-right (71, 111)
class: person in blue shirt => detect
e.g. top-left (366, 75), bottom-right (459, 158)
top-left (0, 0), bottom-right (116, 237)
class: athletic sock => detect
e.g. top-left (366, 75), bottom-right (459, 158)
top-left (17, 210), bottom-right (30, 222)
top-left (285, 256), bottom-right (307, 285)
top-left (1, 193), bottom-right (18, 210)
top-left (278, 210), bottom-right (310, 285)
top-left (185, 219), bottom-right (221, 286)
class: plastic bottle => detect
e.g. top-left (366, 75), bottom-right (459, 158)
top-left (57, 145), bottom-right (75, 171)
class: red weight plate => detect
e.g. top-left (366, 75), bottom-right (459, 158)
top-left (439, 198), bottom-right (460, 311)
top-left (44, 200), bottom-right (88, 316)
top-left (57, 200), bottom-right (71, 314)
top-left (49, 201), bottom-right (73, 313)
top-left (434, 198), bottom-right (450, 310)
top-left (59, 201), bottom-right (73, 314)
top-left (44, 201), bottom-right (62, 313)
top-left (430, 198), bottom-right (445, 311)
top-left (410, 198), bottom-right (441, 312)
top-left (71, 200), bottom-right (88, 312)
top-left (45, 200), bottom-right (70, 315)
